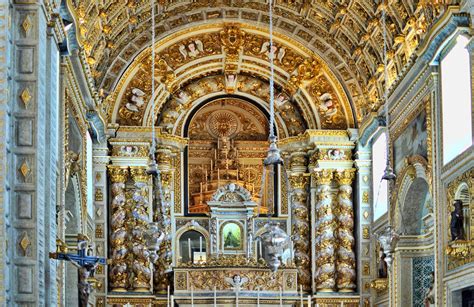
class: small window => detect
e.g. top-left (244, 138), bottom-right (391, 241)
top-left (86, 131), bottom-right (94, 218)
top-left (441, 35), bottom-right (472, 164)
top-left (372, 132), bottom-right (388, 221)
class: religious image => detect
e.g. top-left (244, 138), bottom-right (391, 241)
top-left (393, 109), bottom-right (428, 173)
top-left (186, 98), bottom-right (273, 214)
top-left (222, 222), bottom-right (243, 250)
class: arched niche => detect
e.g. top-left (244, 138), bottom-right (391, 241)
top-left (182, 97), bottom-right (276, 216)
top-left (175, 221), bottom-right (210, 264)
top-left (447, 169), bottom-right (474, 242)
top-left (392, 156), bottom-right (433, 236)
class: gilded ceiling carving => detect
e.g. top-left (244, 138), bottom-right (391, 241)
top-left (105, 24), bottom-right (353, 132)
top-left (67, 0), bottom-right (451, 125)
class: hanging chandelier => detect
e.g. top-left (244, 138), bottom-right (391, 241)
top-left (380, 1), bottom-right (396, 182)
top-left (377, 0), bottom-right (399, 274)
top-left (257, 0), bottom-right (291, 273)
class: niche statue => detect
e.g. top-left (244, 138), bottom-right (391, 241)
top-left (378, 249), bottom-right (388, 278)
top-left (450, 200), bottom-right (464, 241)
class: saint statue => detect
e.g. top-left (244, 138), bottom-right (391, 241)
top-left (378, 249), bottom-right (388, 278)
top-left (450, 200), bottom-right (464, 241)
top-left (423, 271), bottom-right (435, 307)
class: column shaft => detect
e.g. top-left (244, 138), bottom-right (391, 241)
top-left (289, 174), bottom-right (311, 290)
top-left (108, 166), bottom-right (129, 292)
top-left (335, 169), bottom-right (356, 292)
top-left (313, 169), bottom-right (336, 292)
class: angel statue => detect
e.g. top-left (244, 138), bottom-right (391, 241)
top-left (225, 274), bottom-right (248, 293)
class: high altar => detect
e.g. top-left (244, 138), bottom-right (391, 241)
top-left (82, 18), bottom-right (380, 307)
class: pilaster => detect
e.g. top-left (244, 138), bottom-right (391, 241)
top-left (8, 1), bottom-right (60, 305)
top-left (354, 148), bottom-right (373, 305)
top-left (92, 144), bottom-right (110, 306)
top-left (0, 1), bottom-right (9, 305)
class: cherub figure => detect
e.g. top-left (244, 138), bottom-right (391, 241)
top-left (225, 274), bottom-right (249, 292)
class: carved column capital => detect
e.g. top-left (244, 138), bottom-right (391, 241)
top-left (334, 169), bottom-right (356, 186)
top-left (289, 174), bottom-right (310, 190)
top-left (107, 166), bottom-right (129, 183)
top-left (289, 151), bottom-right (308, 173)
top-left (312, 169), bottom-right (333, 185)
top-left (130, 166), bottom-right (149, 184)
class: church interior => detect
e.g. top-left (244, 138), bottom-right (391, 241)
top-left (0, 0), bottom-right (473, 306)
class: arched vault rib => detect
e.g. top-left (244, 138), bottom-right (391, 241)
top-left (107, 23), bottom-right (356, 132)
top-left (68, 0), bottom-right (451, 124)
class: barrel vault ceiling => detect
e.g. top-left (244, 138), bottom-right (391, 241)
top-left (66, 0), bottom-right (456, 130)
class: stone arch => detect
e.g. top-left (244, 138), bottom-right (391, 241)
top-left (105, 23), bottom-right (356, 130)
top-left (175, 220), bottom-right (211, 262)
top-left (392, 156), bottom-right (432, 235)
top-left (211, 183), bottom-right (253, 203)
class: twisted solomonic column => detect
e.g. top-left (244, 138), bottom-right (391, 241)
top-left (289, 174), bottom-right (311, 290)
top-left (154, 149), bottom-right (173, 293)
top-left (130, 166), bottom-right (152, 292)
top-left (313, 169), bottom-right (337, 292)
top-left (108, 166), bottom-right (130, 292)
top-left (334, 169), bottom-right (356, 292)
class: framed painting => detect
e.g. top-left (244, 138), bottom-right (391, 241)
top-left (221, 222), bottom-right (244, 251)
top-left (393, 109), bottom-right (428, 173)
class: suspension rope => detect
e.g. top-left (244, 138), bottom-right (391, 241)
top-left (268, 0), bottom-right (276, 140)
top-left (150, 0), bottom-right (156, 155)
top-left (381, 1), bottom-right (391, 163)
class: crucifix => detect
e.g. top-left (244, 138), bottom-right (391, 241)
top-left (50, 234), bottom-right (106, 307)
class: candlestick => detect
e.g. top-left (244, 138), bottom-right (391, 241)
top-left (167, 285), bottom-right (170, 307)
top-left (191, 286), bottom-right (194, 307)
top-left (236, 290), bottom-right (239, 307)
top-left (307, 295), bottom-right (311, 307)
top-left (258, 240), bottom-right (262, 259)
top-left (200, 182), bottom-right (203, 193)
top-left (170, 295), bottom-right (174, 307)
top-left (300, 285), bottom-right (303, 307)
top-left (199, 236), bottom-right (203, 253)
top-left (290, 242), bottom-right (294, 264)
top-left (279, 286), bottom-right (283, 307)
top-left (188, 238), bottom-right (192, 261)
top-left (257, 286), bottom-right (260, 307)
top-left (214, 286), bottom-right (217, 307)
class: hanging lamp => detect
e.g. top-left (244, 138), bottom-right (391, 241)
top-left (376, 1), bottom-right (399, 272)
top-left (257, 0), bottom-right (291, 273)
top-left (380, 2), bottom-right (396, 182)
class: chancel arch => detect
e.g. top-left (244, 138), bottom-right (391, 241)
top-left (105, 23), bottom-right (356, 132)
